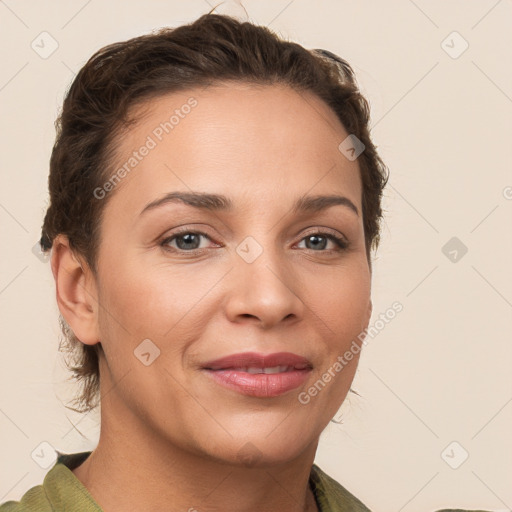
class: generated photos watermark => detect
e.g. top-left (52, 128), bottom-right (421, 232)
top-left (93, 97), bottom-right (198, 200)
top-left (298, 301), bottom-right (403, 405)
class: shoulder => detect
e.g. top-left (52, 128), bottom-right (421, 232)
top-left (0, 451), bottom-right (99, 512)
top-left (308, 466), bottom-right (495, 512)
top-left (310, 463), bottom-right (372, 511)
top-left (0, 484), bottom-right (52, 512)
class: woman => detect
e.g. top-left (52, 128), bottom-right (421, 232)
top-left (2, 12), bottom-right (390, 511)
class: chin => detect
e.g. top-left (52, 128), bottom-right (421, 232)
top-left (209, 432), bottom-right (315, 469)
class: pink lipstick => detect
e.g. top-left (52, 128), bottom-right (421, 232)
top-left (201, 352), bottom-right (312, 398)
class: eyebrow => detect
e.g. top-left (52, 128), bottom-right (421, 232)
top-left (139, 191), bottom-right (359, 217)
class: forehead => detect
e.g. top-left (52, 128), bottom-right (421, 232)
top-left (102, 82), bottom-right (362, 220)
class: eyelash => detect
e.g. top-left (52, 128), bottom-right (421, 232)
top-left (159, 228), bottom-right (349, 255)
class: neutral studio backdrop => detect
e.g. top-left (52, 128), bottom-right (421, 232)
top-left (1, 1), bottom-right (511, 510)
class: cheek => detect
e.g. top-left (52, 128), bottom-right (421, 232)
top-left (308, 264), bottom-right (371, 338)
top-left (97, 257), bottom-right (230, 359)
top-left (304, 265), bottom-right (370, 398)
top-left (97, 243), bottom-right (370, 353)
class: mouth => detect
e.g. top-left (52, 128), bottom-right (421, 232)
top-left (201, 352), bottom-right (313, 398)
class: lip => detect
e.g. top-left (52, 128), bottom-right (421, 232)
top-left (202, 351), bottom-right (312, 370)
top-left (201, 351), bottom-right (313, 398)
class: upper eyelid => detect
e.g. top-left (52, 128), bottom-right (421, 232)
top-left (162, 227), bottom-right (347, 247)
top-left (164, 225), bottom-right (345, 238)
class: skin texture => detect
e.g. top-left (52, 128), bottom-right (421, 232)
top-left (51, 82), bottom-right (373, 512)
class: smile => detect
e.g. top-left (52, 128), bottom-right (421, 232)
top-left (201, 352), bottom-right (313, 398)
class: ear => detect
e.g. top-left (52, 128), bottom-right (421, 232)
top-left (50, 234), bottom-right (100, 346)
top-left (361, 298), bottom-right (373, 335)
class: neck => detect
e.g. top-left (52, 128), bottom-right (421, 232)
top-left (72, 385), bottom-right (320, 512)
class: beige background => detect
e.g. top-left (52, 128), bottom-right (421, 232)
top-left (1, 0), bottom-right (511, 510)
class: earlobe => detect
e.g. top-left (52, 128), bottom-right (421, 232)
top-left (367, 299), bottom-right (373, 321)
top-left (51, 234), bottom-right (100, 346)
top-left (365, 299), bottom-right (373, 329)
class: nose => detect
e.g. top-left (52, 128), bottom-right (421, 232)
top-left (224, 242), bottom-right (305, 329)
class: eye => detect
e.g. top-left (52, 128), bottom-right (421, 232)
top-left (159, 229), bottom-right (349, 255)
top-left (296, 231), bottom-right (349, 252)
top-left (160, 230), bottom-right (216, 253)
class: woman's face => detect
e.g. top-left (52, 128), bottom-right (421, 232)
top-left (88, 82), bottom-right (372, 465)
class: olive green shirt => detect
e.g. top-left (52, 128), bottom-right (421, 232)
top-left (0, 452), bottom-right (492, 512)
top-left (0, 451), bottom-right (369, 511)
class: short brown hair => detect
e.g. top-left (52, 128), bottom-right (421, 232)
top-left (40, 13), bottom-right (389, 413)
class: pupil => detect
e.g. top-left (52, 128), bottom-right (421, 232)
top-left (307, 235), bottom-right (326, 250)
top-left (174, 234), bottom-right (328, 251)
top-left (177, 233), bottom-right (199, 250)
